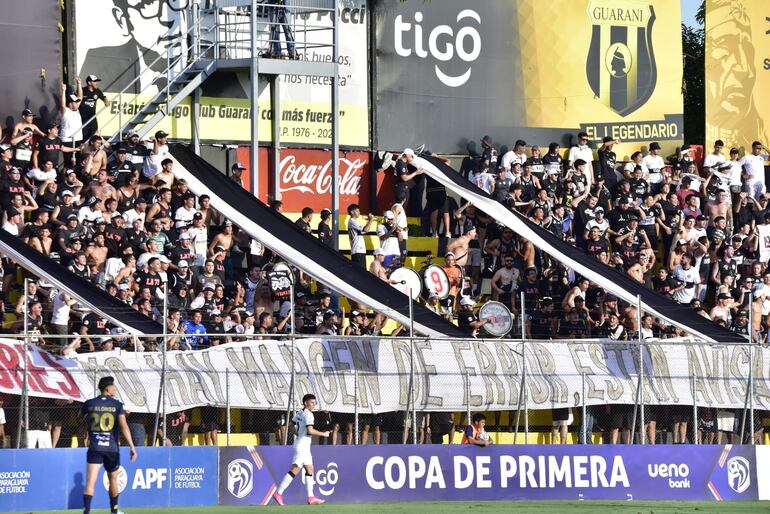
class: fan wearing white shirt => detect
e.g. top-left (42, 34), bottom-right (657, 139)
top-left (740, 141), bottom-right (770, 199)
top-left (641, 142), bottom-right (666, 193)
top-left (568, 132), bottom-right (594, 176)
top-left (143, 130), bottom-right (170, 179)
top-left (703, 140), bottom-right (727, 170)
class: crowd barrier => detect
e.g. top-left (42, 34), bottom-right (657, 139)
top-left (0, 444), bottom-right (767, 511)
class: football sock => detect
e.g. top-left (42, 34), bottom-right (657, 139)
top-left (83, 494), bottom-right (93, 514)
top-left (277, 471), bottom-right (295, 494)
top-left (305, 473), bottom-right (314, 497)
top-left (110, 495), bottom-right (119, 513)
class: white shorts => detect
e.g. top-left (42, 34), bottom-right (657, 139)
top-left (717, 410), bottom-right (736, 432)
top-left (26, 430), bottom-right (52, 448)
top-left (291, 444), bottom-right (313, 468)
top-left (0, 407), bottom-right (5, 425)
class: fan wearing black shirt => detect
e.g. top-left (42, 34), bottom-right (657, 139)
top-left (79, 75), bottom-right (109, 141)
top-left (651, 268), bottom-right (677, 298)
top-left (32, 124), bottom-right (75, 169)
top-left (295, 207), bottom-right (313, 234)
top-left (134, 257), bottom-right (164, 297)
top-left (169, 233), bottom-right (196, 271)
top-left (526, 300), bottom-right (556, 339)
top-left (317, 208), bottom-right (333, 247)
top-left (457, 297), bottom-right (488, 336)
top-left (79, 311), bottom-right (110, 353)
top-left (557, 309), bottom-right (590, 338)
top-left (118, 132), bottom-right (150, 172)
top-left (597, 137), bottom-right (619, 188)
top-left (104, 214), bottom-right (127, 256)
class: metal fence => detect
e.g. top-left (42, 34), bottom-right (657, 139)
top-left (2, 334), bottom-right (765, 450)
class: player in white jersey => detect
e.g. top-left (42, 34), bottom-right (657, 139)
top-left (273, 394), bottom-right (330, 506)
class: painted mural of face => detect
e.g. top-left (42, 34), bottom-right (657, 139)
top-left (113, 0), bottom-right (189, 56)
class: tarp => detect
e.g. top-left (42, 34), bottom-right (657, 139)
top-left (2, 337), bottom-right (764, 413)
top-left (417, 155), bottom-right (745, 344)
top-left (0, 229), bottom-right (162, 336)
top-left (168, 144), bottom-right (464, 338)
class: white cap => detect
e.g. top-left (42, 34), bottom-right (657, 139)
top-left (401, 148), bottom-right (415, 158)
top-left (460, 296), bottom-right (475, 306)
top-left (383, 210), bottom-right (395, 219)
top-left (178, 260), bottom-right (189, 268)
top-left (373, 248), bottom-right (384, 256)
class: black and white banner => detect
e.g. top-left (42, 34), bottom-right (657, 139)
top-left (169, 144), bottom-right (464, 338)
top-left (2, 338), bottom-right (765, 414)
top-left (417, 155), bottom-right (746, 344)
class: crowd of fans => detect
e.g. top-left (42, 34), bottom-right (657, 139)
top-left (384, 133), bottom-right (770, 345)
top-left (0, 76), bottom-right (768, 447)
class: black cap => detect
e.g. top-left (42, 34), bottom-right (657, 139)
top-left (154, 130), bottom-right (169, 139)
top-left (22, 108), bottom-right (34, 117)
top-left (602, 136), bottom-right (614, 143)
top-left (98, 376), bottom-right (115, 392)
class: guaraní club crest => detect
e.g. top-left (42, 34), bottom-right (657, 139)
top-left (586, 0), bottom-right (657, 117)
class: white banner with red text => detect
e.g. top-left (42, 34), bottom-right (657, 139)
top-left (0, 338), bottom-right (765, 414)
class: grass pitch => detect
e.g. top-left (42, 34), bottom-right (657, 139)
top-left (38, 501), bottom-right (770, 513)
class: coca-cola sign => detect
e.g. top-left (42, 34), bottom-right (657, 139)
top-left (273, 149), bottom-right (373, 213)
top-left (235, 147), bottom-right (392, 214)
top-left (280, 154), bottom-right (365, 196)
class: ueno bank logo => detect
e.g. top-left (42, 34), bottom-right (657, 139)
top-left (727, 456), bottom-right (750, 493)
top-left (303, 462), bottom-right (339, 496)
top-left (227, 459), bottom-right (254, 499)
top-left (394, 9), bottom-right (481, 88)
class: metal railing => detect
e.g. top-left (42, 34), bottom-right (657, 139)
top-left (65, 1), bottom-right (338, 146)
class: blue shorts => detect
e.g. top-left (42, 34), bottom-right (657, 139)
top-left (87, 450), bottom-right (121, 473)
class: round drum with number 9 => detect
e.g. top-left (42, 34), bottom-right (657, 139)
top-left (421, 264), bottom-right (450, 300)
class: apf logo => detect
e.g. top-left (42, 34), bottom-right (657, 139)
top-left (394, 9), bottom-right (481, 88)
top-left (727, 456), bottom-right (750, 494)
top-left (302, 462), bottom-right (339, 496)
top-left (102, 466), bottom-right (128, 494)
top-left (585, 0), bottom-right (657, 116)
top-left (227, 459), bottom-right (254, 499)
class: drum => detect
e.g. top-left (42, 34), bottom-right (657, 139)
top-left (421, 264), bottom-right (450, 300)
top-left (478, 301), bottom-right (514, 337)
top-left (390, 268), bottom-right (422, 300)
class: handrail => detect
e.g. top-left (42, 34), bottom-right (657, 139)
top-left (68, 19), bottom-right (214, 144)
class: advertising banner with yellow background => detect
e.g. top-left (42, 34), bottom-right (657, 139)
top-left (375, 0), bottom-right (684, 158)
top-left (92, 94), bottom-right (368, 147)
top-left (706, 0), bottom-right (770, 151)
top-left (74, 0), bottom-right (369, 148)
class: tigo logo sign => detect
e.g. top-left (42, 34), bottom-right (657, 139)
top-left (394, 9), bottom-right (481, 87)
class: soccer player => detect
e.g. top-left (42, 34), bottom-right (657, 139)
top-left (81, 376), bottom-right (137, 514)
top-left (272, 393), bottom-right (330, 506)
